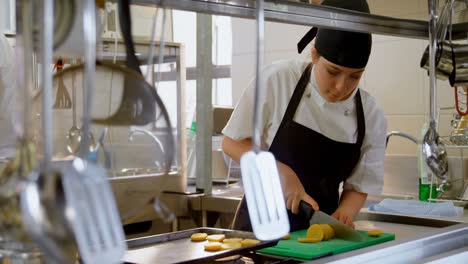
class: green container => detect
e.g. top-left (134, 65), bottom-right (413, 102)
top-left (419, 179), bottom-right (439, 202)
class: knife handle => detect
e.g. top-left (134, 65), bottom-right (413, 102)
top-left (298, 201), bottom-right (315, 220)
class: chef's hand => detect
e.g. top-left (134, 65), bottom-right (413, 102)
top-left (277, 161), bottom-right (319, 214)
top-left (331, 207), bottom-right (355, 228)
top-left (332, 189), bottom-right (368, 228)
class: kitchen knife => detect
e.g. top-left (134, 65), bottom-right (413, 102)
top-left (298, 201), bottom-right (365, 242)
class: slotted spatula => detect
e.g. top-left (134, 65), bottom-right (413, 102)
top-left (239, 0), bottom-right (289, 241)
top-left (60, 0), bottom-right (126, 263)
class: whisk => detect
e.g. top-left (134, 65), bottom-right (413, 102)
top-left (52, 58), bottom-right (72, 109)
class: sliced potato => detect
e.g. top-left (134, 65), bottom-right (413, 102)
top-left (204, 242), bottom-right (222, 251)
top-left (320, 224), bottom-right (335, 240)
top-left (297, 237), bottom-right (321, 243)
top-left (206, 234), bottom-right (226, 242)
top-left (282, 233), bottom-right (291, 240)
top-left (190, 233), bottom-right (208, 242)
top-left (220, 242), bottom-right (242, 250)
top-left (368, 229), bottom-right (383, 237)
top-left (240, 239), bottom-right (261, 247)
top-left (306, 224), bottom-right (324, 241)
top-left (223, 238), bottom-right (243, 243)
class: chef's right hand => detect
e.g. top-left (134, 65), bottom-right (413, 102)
top-left (277, 161), bottom-right (319, 214)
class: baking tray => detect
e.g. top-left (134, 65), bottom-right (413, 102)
top-left (123, 227), bottom-right (279, 264)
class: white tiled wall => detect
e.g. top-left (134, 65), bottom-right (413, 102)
top-left (231, 19), bottom-right (311, 105)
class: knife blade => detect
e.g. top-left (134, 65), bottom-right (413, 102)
top-left (298, 201), bottom-right (365, 242)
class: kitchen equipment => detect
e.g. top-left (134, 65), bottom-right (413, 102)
top-left (92, 0), bottom-right (163, 127)
top-left (298, 201), bottom-right (365, 242)
top-left (52, 59), bottom-right (72, 109)
top-left (0, 141), bottom-right (36, 242)
top-left (422, 121), bottom-right (449, 187)
top-left (127, 128), bottom-right (175, 223)
top-left (60, 0), bottom-right (127, 262)
top-left (89, 128), bottom-right (112, 169)
top-left (239, 0), bottom-right (289, 241)
top-left (454, 85), bottom-right (468, 116)
top-left (0, 0), bottom-right (38, 243)
top-left (420, 0), bottom-right (456, 81)
top-left (257, 229), bottom-right (394, 260)
top-left (51, 0), bottom-right (104, 57)
top-left (123, 227), bottom-right (279, 264)
top-left (155, 8), bottom-right (168, 88)
top-left (422, 0), bottom-right (450, 192)
top-left (420, 41), bottom-right (455, 80)
top-left (21, 167), bottom-right (76, 264)
top-left (450, 44), bottom-right (468, 86)
top-left (66, 69), bottom-right (82, 154)
top-left (20, 1), bottom-right (77, 262)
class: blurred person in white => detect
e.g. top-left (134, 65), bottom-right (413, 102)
top-left (0, 34), bottom-right (17, 159)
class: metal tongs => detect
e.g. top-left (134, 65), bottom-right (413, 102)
top-left (422, 0), bottom-right (450, 191)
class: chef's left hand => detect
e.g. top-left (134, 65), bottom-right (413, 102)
top-left (331, 207), bottom-right (355, 228)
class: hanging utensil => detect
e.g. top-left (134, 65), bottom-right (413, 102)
top-left (66, 67), bottom-right (82, 154)
top-left (239, 0), bottom-right (289, 241)
top-left (422, 0), bottom-right (449, 191)
top-left (454, 85), bottom-right (468, 116)
top-left (92, 0), bottom-right (157, 126)
top-left (60, 0), bottom-right (127, 263)
top-left (52, 58), bottom-right (72, 109)
top-left (20, 0), bottom-right (77, 262)
top-left (0, 0), bottom-right (39, 244)
top-left (420, 0), bottom-right (456, 81)
top-left (449, 44), bottom-right (468, 86)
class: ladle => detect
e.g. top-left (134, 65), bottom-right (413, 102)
top-left (422, 0), bottom-right (450, 192)
top-left (66, 70), bottom-right (81, 154)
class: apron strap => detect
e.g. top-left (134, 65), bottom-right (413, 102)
top-left (280, 63), bottom-right (313, 123)
top-left (279, 63), bottom-right (366, 148)
top-left (355, 90), bottom-right (366, 148)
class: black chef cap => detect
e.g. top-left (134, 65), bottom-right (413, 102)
top-left (297, 0), bottom-right (372, 69)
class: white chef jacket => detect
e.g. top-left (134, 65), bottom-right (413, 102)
top-left (0, 34), bottom-right (16, 158)
top-left (223, 59), bottom-right (387, 195)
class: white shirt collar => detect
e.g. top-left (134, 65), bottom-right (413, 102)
top-left (309, 65), bottom-right (358, 111)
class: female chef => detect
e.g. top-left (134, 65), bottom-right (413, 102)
top-left (222, 0), bottom-right (387, 231)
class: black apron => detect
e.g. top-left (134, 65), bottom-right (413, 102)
top-left (233, 63), bottom-right (366, 232)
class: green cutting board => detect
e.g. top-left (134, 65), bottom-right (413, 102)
top-left (257, 229), bottom-right (395, 260)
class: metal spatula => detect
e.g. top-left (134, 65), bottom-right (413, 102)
top-left (61, 158), bottom-right (126, 263)
top-left (239, 0), bottom-right (289, 241)
top-left (61, 0), bottom-right (126, 263)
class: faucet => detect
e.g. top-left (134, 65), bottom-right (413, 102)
top-left (386, 130), bottom-right (449, 195)
top-left (386, 131), bottom-right (420, 147)
top-left (127, 128), bottom-right (175, 223)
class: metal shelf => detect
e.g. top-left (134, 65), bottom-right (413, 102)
top-left (133, 0), bottom-right (430, 39)
top-left (441, 137), bottom-right (468, 149)
top-left (100, 37), bottom-right (181, 64)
